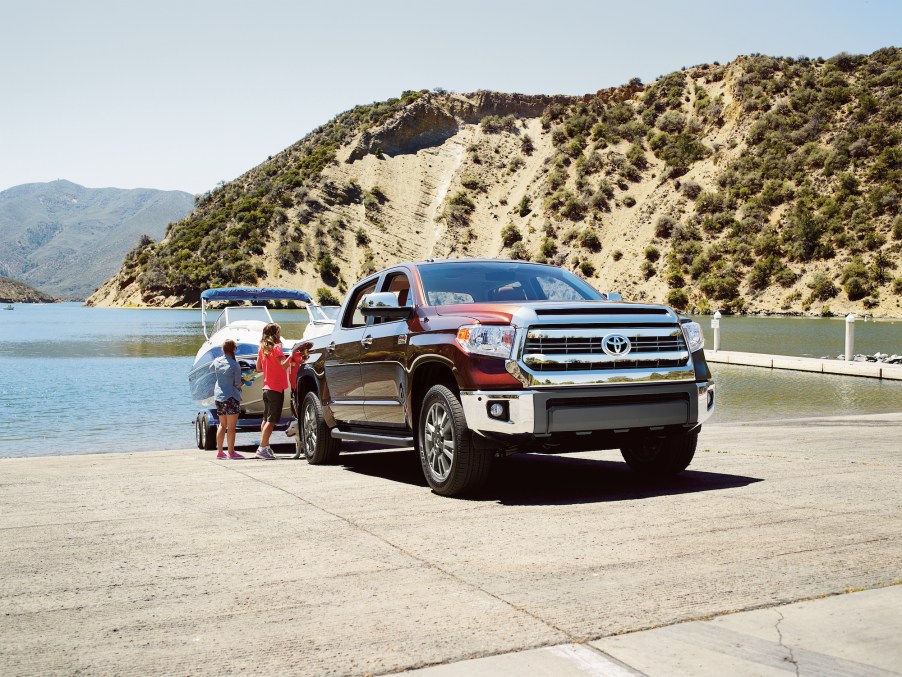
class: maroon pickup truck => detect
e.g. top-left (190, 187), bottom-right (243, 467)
top-left (293, 259), bottom-right (715, 497)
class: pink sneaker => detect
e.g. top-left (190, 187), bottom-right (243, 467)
top-left (227, 452), bottom-right (245, 460)
top-left (216, 452), bottom-right (228, 459)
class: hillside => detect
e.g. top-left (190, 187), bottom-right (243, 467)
top-left (0, 180), bottom-right (194, 300)
top-left (90, 48), bottom-right (902, 317)
top-left (0, 276), bottom-right (59, 303)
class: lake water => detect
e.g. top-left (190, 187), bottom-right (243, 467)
top-left (0, 304), bottom-right (899, 457)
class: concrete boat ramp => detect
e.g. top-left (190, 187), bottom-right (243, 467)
top-left (2, 413), bottom-right (901, 675)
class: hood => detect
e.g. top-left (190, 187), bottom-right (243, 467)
top-left (433, 299), bottom-right (672, 325)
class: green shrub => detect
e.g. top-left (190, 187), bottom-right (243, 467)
top-left (480, 114), bottom-right (517, 133)
top-left (318, 254), bottom-right (340, 283)
top-left (501, 222), bottom-right (523, 247)
top-left (579, 259), bottom-right (596, 277)
top-left (316, 287), bottom-right (340, 305)
top-left (461, 175), bottom-right (485, 191)
top-left (355, 228), bottom-right (370, 246)
top-left (540, 237), bottom-right (558, 258)
top-left (612, 249), bottom-right (623, 261)
top-left (640, 260), bottom-right (656, 279)
top-left (446, 191), bottom-right (476, 227)
top-left (517, 195), bottom-right (531, 217)
top-left (579, 228), bottom-right (601, 251)
top-left (807, 272), bottom-right (838, 301)
top-left (655, 215), bottom-right (676, 238)
top-left (644, 245), bottom-right (660, 262)
top-left (666, 271), bottom-right (685, 288)
top-left (521, 135), bottom-right (534, 155)
top-left (667, 288), bottom-right (689, 309)
top-left (623, 196), bottom-right (636, 207)
top-left (509, 242), bottom-right (529, 260)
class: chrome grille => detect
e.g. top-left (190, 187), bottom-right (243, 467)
top-left (522, 326), bottom-right (689, 372)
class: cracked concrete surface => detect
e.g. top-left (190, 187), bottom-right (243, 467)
top-left (1, 413), bottom-right (901, 675)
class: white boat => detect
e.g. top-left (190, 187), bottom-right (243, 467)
top-left (188, 287), bottom-right (336, 449)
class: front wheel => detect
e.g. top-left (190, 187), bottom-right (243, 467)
top-left (620, 431), bottom-right (698, 476)
top-left (301, 392), bottom-right (341, 464)
top-left (418, 385), bottom-right (491, 497)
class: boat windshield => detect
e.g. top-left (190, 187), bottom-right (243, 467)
top-left (211, 306), bottom-right (273, 335)
top-left (308, 305), bottom-right (340, 324)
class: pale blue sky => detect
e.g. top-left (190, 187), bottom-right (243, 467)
top-left (1, 0), bottom-right (899, 194)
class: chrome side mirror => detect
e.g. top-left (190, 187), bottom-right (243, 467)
top-left (359, 292), bottom-right (414, 320)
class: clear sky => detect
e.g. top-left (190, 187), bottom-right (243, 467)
top-left (1, 0), bottom-right (899, 195)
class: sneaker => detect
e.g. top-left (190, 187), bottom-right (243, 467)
top-left (263, 446), bottom-right (276, 459)
top-left (216, 452), bottom-right (228, 459)
top-left (227, 452), bottom-right (245, 460)
top-left (255, 447), bottom-right (274, 460)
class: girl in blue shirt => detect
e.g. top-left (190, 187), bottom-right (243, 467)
top-left (213, 339), bottom-right (244, 459)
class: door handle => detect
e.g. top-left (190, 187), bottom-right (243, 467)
top-left (361, 335), bottom-right (373, 348)
top-left (327, 341), bottom-right (336, 354)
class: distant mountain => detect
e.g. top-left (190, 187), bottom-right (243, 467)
top-left (0, 276), bottom-right (59, 303)
top-left (0, 180), bottom-right (194, 300)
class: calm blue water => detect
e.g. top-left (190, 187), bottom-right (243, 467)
top-left (0, 304), bottom-right (899, 457)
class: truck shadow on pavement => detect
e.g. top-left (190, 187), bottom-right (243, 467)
top-left (333, 448), bottom-right (763, 506)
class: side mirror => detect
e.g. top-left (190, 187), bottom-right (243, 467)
top-left (359, 292), bottom-right (414, 320)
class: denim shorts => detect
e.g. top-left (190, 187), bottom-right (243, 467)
top-left (215, 397), bottom-right (241, 416)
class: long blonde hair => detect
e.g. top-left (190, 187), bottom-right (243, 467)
top-left (260, 323), bottom-right (281, 357)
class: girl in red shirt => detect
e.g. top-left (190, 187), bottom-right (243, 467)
top-left (256, 323), bottom-right (292, 459)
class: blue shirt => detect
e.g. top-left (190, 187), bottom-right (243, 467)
top-left (212, 355), bottom-right (242, 403)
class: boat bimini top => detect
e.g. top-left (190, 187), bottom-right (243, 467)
top-left (200, 287), bottom-right (313, 340)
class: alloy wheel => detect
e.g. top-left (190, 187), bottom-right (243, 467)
top-left (424, 401), bottom-right (454, 482)
top-left (303, 401), bottom-right (318, 453)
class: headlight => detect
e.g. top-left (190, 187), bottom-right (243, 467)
top-left (681, 321), bottom-right (704, 352)
top-left (456, 324), bottom-right (516, 358)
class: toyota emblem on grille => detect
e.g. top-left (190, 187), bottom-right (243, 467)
top-left (602, 334), bottom-right (631, 356)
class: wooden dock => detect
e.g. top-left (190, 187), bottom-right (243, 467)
top-left (706, 350), bottom-right (902, 380)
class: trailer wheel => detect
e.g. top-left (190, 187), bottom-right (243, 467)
top-left (197, 412), bottom-right (217, 451)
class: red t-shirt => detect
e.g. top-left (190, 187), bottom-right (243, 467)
top-left (257, 344), bottom-right (290, 391)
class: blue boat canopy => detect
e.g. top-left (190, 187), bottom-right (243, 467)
top-left (200, 287), bottom-right (312, 303)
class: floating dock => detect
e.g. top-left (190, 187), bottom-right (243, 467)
top-left (707, 350), bottom-right (902, 380)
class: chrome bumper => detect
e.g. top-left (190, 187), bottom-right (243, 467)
top-left (460, 381), bottom-right (715, 436)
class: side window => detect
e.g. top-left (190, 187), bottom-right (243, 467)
top-left (341, 280), bottom-right (378, 329)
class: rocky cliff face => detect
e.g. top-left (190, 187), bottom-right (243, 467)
top-left (91, 49), bottom-right (902, 317)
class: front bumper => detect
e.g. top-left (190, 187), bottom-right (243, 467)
top-left (460, 381), bottom-right (715, 436)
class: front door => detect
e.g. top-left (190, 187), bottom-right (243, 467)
top-left (323, 278), bottom-right (377, 425)
top-left (361, 271), bottom-right (411, 428)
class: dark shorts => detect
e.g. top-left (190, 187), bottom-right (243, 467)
top-left (216, 397), bottom-right (241, 416)
top-left (262, 389), bottom-right (285, 423)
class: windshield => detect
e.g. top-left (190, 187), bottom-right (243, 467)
top-left (418, 261), bottom-right (602, 306)
top-left (308, 305), bottom-right (340, 323)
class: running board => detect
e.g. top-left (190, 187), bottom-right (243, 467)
top-left (331, 430), bottom-right (414, 446)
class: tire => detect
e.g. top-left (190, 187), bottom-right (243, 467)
top-left (301, 392), bottom-right (341, 465)
top-left (195, 414), bottom-right (204, 449)
top-left (418, 385), bottom-right (491, 497)
top-left (201, 412), bottom-right (217, 451)
top-left (620, 431), bottom-right (698, 476)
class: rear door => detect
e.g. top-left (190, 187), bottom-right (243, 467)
top-left (361, 270), bottom-right (412, 428)
top-left (323, 278), bottom-right (377, 425)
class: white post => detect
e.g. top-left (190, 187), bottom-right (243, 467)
top-left (712, 311), bottom-right (721, 352)
top-left (845, 313), bottom-right (855, 362)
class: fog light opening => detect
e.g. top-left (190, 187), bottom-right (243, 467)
top-left (487, 401), bottom-right (509, 421)
top-left (707, 389), bottom-right (715, 410)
